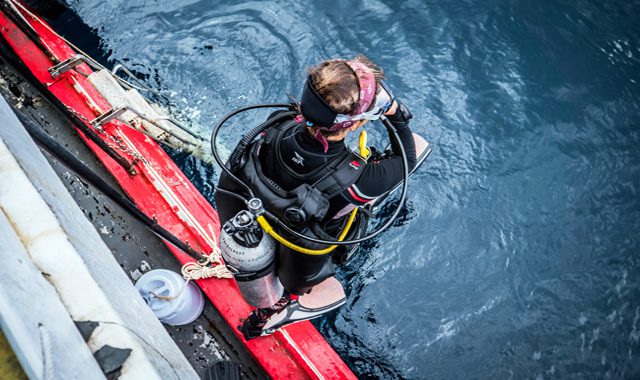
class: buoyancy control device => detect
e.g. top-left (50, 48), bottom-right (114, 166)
top-left (220, 199), bottom-right (284, 308)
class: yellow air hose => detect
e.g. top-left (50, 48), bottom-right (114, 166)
top-left (256, 208), bottom-right (358, 255)
top-left (254, 130), bottom-right (371, 255)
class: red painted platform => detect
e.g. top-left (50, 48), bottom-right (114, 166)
top-left (0, 2), bottom-right (356, 378)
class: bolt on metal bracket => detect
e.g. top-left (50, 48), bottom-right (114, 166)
top-left (90, 107), bottom-right (128, 128)
top-left (48, 54), bottom-right (100, 78)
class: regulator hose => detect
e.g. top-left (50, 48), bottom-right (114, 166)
top-left (228, 110), bottom-right (297, 169)
top-left (255, 208), bottom-right (358, 255)
top-left (211, 103), bottom-right (292, 197)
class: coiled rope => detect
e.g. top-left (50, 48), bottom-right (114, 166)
top-left (181, 225), bottom-right (232, 282)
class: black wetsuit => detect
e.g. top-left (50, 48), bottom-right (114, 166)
top-left (215, 107), bottom-right (416, 294)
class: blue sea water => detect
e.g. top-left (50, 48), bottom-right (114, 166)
top-left (56, 0), bottom-right (640, 378)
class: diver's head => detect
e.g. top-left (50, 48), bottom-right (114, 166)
top-left (307, 55), bottom-right (384, 118)
top-left (299, 55), bottom-right (392, 150)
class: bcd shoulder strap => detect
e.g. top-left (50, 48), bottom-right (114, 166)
top-left (313, 152), bottom-right (367, 199)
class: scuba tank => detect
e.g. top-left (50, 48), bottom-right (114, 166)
top-left (219, 200), bottom-right (284, 308)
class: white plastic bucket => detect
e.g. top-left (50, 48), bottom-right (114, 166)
top-left (135, 269), bottom-right (204, 326)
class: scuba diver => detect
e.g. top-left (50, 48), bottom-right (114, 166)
top-left (213, 55), bottom-right (423, 340)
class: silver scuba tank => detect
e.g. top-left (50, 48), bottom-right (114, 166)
top-left (220, 208), bottom-right (284, 308)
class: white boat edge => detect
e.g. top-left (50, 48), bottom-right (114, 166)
top-left (0, 95), bottom-right (199, 380)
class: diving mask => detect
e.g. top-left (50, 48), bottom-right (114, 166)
top-left (333, 81), bottom-right (395, 123)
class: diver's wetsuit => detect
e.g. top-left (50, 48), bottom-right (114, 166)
top-left (214, 107), bottom-right (416, 295)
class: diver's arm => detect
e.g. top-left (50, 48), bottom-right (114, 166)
top-left (343, 102), bottom-right (417, 202)
top-left (386, 101), bottom-right (417, 169)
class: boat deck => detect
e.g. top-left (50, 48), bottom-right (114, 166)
top-left (0, 58), bottom-right (263, 379)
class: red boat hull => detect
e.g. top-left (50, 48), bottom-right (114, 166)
top-left (0, 3), bottom-right (356, 379)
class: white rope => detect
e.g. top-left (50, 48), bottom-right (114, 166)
top-left (181, 260), bottom-right (232, 281)
top-left (181, 224), bottom-right (232, 281)
top-left (38, 323), bottom-right (55, 380)
top-left (154, 228), bottom-right (231, 301)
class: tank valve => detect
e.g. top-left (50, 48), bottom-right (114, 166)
top-left (224, 210), bottom-right (262, 248)
top-left (247, 198), bottom-right (264, 215)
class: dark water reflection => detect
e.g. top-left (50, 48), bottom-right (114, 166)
top-left (58, 0), bottom-right (640, 378)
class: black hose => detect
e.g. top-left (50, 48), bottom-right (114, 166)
top-left (17, 112), bottom-right (208, 262)
top-left (215, 186), bottom-right (249, 205)
top-left (210, 103), bottom-right (292, 197)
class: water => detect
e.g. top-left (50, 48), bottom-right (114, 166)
top-left (54, 1), bottom-right (640, 378)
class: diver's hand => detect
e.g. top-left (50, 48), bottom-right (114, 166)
top-left (384, 100), bottom-right (398, 116)
top-left (386, 101), bottom-right (413, 126)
